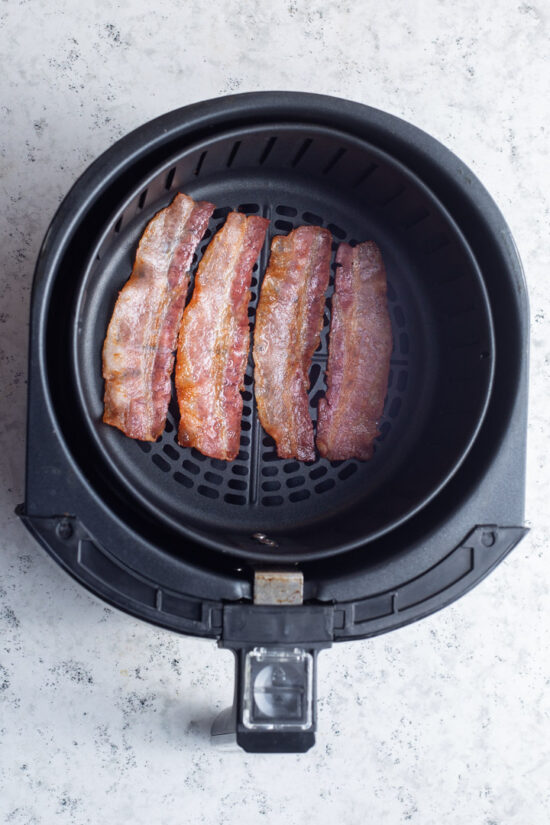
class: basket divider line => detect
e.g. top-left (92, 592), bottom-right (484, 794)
top-left (247, 202), bottom-right (272, 507)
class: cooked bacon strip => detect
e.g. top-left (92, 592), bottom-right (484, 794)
top-left (253, 226), bottom-right (332, 461)
top-left (102, 193), bottom-right (214, 441)
top-left (176, 212), bottom-right (269, 460)
top-left (316, 241), bottom-right (392, 461)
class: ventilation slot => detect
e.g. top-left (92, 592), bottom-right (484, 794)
top-left (290, 490), bottom-right (310, 503)
top-left (204, 472), bottom-right (223, 485)
top-left (310, 363), bottom-right (322, 385)
top-left (165, 167), bottom-right (176, 190)
top-left (401, 208), bottom-right (430, 229)
top-left (310, 389), bottom-right (324, 408)
top-left (213, 206), bottom-right (231, 220)
top-left (229, 479), bottom-right (247, 491)
top-left (338, 463), bottom-right (357, 481)
top-left (174, 472), bottom-right (193, 488)
top-left (291, 138), bottom-right (313, 168)
top-left (194, 151), bottom-right (207, 177)
top-left (152, 455), bottom-right (170, 473)
top-left (183, 460), bottom-right (200, 475)
top-left (323, 148), bottom-right (346, 174)
top-left (259, 137), bottom-right (277, 165)
top-left (315, 479), bottom-right (335, 494)
top-left (310, 466), bottom-right (326, 480)
top-left (379, 186), bottom-right (405, 207)
top-left (389, 398), bottom-right (402, 418)
top-left (353, 163), bottom-right (377, 187)
top-left (303, 211), bottom-right (323, 225)
top-left (423, 234), bottom-right (450, 255)
top-left (394, 306), bottom-right (406, 328)
top-left (328, 223), bottom-right (346, 239)
top-left (276, 205), bottom-right (297, 217)
top-left (225, 494), bottom-right (246, 505)
top-left (275, 219), bottom-right (294, 233)
top-left (198, 485), bottom-right (219, 499)
top-left (262, 495), bottom-right (284, 506)
top-left (226, 141), bottom-right (241, 168)
top-left (138, 189), bottom-right (148, 210)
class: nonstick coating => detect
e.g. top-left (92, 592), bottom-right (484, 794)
top-left (70, 123), bottom-right (494, 560)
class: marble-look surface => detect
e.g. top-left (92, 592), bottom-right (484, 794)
top-left (1, 1), bottom-right (549, 822)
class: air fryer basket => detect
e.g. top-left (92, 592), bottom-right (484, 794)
top-left (21, 93), bottom-right (528, 752)
top-left (71, 123), bottom-right (493, 561)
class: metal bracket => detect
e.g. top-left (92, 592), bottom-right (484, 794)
top-left (254, 569), bottom-right (304, 605)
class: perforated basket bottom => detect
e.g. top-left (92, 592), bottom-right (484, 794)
top-left (77, 193), bottom-right (418, 545)
top-left (74, 125), bottom-right (493, 556)
top-left (134, 201), bottom-right (409, 515)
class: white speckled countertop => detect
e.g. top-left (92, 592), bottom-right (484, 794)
top-left (1, 1), bottom-right (549, 822)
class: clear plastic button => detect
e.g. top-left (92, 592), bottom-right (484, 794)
top-left (242, 647), bottom-right (313, 731)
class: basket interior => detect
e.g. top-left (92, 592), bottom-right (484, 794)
top-left (69, 124), bottom-right (494, 560)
